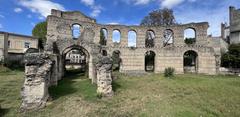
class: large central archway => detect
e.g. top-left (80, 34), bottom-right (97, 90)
top-left (62, 45), bottom-right (90, 76)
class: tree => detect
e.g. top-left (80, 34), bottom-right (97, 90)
top-left (184, 38), bottom-right (196, 45)
top-left (32, 21), bottom-right (47, 49)
top-left (99, 29), bottom-right (106, 45)
top-left (112, 51), bottom-right (121, 71)
top-left (140, 8), bottom-right (176, 26)
top-left (221, 44), bottom-right (240, 68)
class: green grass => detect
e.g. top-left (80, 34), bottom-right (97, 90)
top-left (0, 70), bottom-right (240, 117)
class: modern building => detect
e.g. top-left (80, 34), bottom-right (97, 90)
top-left (221, 23), bottom-right (230, 44)
top-left (0, 31), bottom-right (38, 63)
top-left (229, 6), bottom-right (240, 44)
top-left (65, 50), bottom-right (86, 64)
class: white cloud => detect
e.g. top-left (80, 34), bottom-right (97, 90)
top-left (90, 5), bottom-right (102, 17)
top-left (80, 0), bottom-right (102, 17)
top-left (81, 0), bottom-right (94, 6)
top-left (14, 8), bottom-right (23, 13)
top-left (161, 0), bottom-right (185, 8)
top-left (122, 0), bottom-right (153, 5)
top-left (134, 0), bottom-right (153, 5)
top-left (108, 22), bottom-right (119, 25)
top-left (19, 0), bottom-right (65, 18)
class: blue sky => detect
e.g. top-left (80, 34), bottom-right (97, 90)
top-left (0, 0), bottom-right (239, 36)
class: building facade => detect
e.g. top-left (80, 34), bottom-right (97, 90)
top-left (42, 9), bottom-right (221, 81)
top-left (229, 6), bottom-right (240, 44)
top-left (0, 31), bottom-right (38, 63)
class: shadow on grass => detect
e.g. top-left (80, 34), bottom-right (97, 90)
top-left (112, 80), bottom-right (121, 92)
top-left (0, 108), bottom-right (9, 117)
top-left (48, 70), bottom-right (86, 100)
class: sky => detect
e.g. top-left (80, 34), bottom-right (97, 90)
top-left (0, 0), bottom-right (240, 37)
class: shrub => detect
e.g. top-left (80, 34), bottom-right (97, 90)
top-left (185, 38), bottom-right (196, 45)
top-left (164, 67), bottom-right (175, 78)
top-left (221, 44), bottom-right (240, 68)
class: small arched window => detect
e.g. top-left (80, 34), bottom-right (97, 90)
top-left (145, 30), bottom-right (155, 48)
top-left (163, 29), bottom-right (174, 47)
top-left (112, 30), bottom-right (121, 43)
top-left (128, 30), bottom-right (137, 47)
top-left (72, 24), bottom-right (81, 39)
top-left (184, 28), bottom-right (196, 44)
top-left (100, 28), bottom-right (108, 45)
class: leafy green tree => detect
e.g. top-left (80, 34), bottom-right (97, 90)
top-left (32, 21), bottom-right (47, 49)
top-left (221, 44), bottom-right (240, 68)
top-left (184, 38), bottom-right (196, 45)
top-left (140, 8), bottom-right (177, 26)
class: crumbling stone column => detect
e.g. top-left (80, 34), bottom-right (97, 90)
top-left (20, 53), bottom-right (53, 111)
top-left (96, 55), bottom-right (114, 97)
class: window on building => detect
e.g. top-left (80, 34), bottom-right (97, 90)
top-left (72, 24), bottom-right (81, 39)
top-left (112, 30), bottom-right (121, 43)
top-left (128, 30), bottom-right (137, 47)
top-left (163, 29), bottom-right (174, 47)
top-left (184, 28), bottom-right (196, 44)
top-left (100, 28), bottom-right (108, 45)
top-left (145, 30), bottom-right (155, 48)
top-left (24, 42), bottom-right (30, 48)
top-left (8, 40), bottom-right (10, 48)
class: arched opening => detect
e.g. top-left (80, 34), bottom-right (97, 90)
top-left (184, 28), bottom-right (196, 44)
top-left (100, 28), bottom-right (108, 45)
top-left (63, 46), bottom-right (89, 75)
top-left (145, 51), bottom-right (155, 72)
top-left (72, 24), bottom-right (81, 39)
top-left (163, 29), bottom-right (174, 47)
top-left (183, 50), bottom-right (198, 73)
top-left (112, 30), bottom-right (121, 43)
top-left (128, 30), bottom-right (137, 47)
top-left (145, 30), bottom-right (155, 48)
top-left (112, 50), bottom-right (121, 71)
top-left (102, 50), bottom-right (107, 56)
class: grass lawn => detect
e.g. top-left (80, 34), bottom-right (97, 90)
top-left (0, 70), bottom-right (240, 117)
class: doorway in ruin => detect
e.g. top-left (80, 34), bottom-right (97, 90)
top-left (112, 50), bottom-right (121, 71)
top-left (183, 50), bottom-right (198, 73)
top-left (63, 46), bottom-right (89, 76)
top-left (145, 51), bottom-right (155, 72)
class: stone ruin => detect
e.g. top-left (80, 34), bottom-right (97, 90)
top-left (20, 9), bottom-right (221, 111)
top-left (96, 55), bottom-right (114, 97)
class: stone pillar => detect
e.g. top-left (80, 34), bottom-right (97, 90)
top-left (96, 55), bottom-right (114, 97)
top-left (20, 53), bottom-right (53, 111)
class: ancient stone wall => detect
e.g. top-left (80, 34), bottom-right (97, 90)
top-left (21, 53), bottom-right (53, 111)
top-left (46, 9), bottom-right (219, 75)
top-left (20, 9), bottom-right (221, 111)
top-left (96, 55), bottom-right (114, 97)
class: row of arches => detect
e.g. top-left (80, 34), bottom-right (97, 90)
top-left (71, 24), bottom-right (197, 46)
top-left (102, 49), bottom-right (198, 73)
top-left (99, 28), bottom-right (196, 47)
top-left (63, 46), bottom-right (199, 76)
top-left (144, 50), bottom-right (198, 73)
